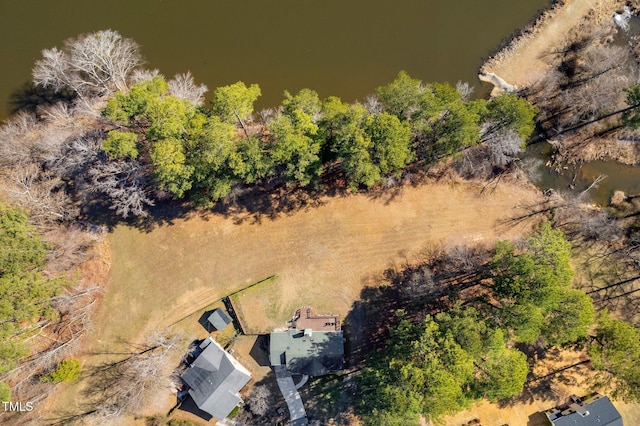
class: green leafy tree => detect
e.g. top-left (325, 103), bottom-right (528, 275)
top-left (414, 82), bottom-right (482, 161)
top-left (331, 103), bottom-right (382, 189)
top-left (475, 342), bottom-right (528, 400)
top-left (150, 137), bottom-right (194, 198)
top-left (363, 112), bottom-right (413, 176)
top-left (0, 205), bottom-right (48, 276)
top-left (435, 305), bottom-right (494, 358)
top-left (41, 358), bottom-right (82, 383)
top-left (0, 382), bottom-right (10, 402)
top-left (186, 113), bottom-right (241, 205)
top-left (0, 204), bottom-right (62, 373)
top-left (267, 89), bottom-right (325, 186)
top-left (211, 81), bottom-right (261, 132)
top-left (146, 96), bottom-right (193, 140)
top-left (376, 71), bottom-right (424, 120)
top-left (544, 289), bottom-right (595, 346)
top-left (282, 88), bottom-right (322, 119)
top-left (490, 222), bottom-right (593, 345)
top-left (104, 77), bottom-right (169, 124)
top-left (491, 222), bottom-right (573, 305)
top-left (469, 328), bottom-right (528, 400)
top-left (234, 136), bottom-right (275, 184)
top-left (360, 313), bottom-right (475, 423)
top-left (268, 109), bottom-right (322, 187)
top-left (0, 341), bottom-right (28, 374)
top-left (435, 306), bottom-right (529, 400)
top-left (483, 93), bottom-right (536, 140)
top-left (589, 311), bottom-right (640, 401)
top-left (317, 95), bottom-right (353, 159)
top-left (102, 130), bottom-right (138, 159)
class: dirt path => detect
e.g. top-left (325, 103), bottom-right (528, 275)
top-left (483, 0), bottom-right (622, 93)
top-left (93, 180), bottom-right (541, 348)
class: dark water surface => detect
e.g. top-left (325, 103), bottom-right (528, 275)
top-left (528, 143), bottom-right (640, 206)
top-left (0, 0), bottom-right (550, 119)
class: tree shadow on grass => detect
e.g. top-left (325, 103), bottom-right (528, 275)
top-left (174, 396), bottom-right (213, 422)
top-left (79, 195), bottom-right (193, 233)
top-left (527, 410), bottom-right (551, 426)
top-left (80, 167), bottom-right (436, 233)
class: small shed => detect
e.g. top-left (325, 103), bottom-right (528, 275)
top-left (208, 308), bottom-right (232, 331)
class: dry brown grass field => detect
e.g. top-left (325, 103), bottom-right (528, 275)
top-left (94, 179), bottom-right (541, 349)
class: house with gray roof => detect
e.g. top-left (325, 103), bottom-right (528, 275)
top-left (544, 393), bottom-right (623, 426)
top-left (270, 307), bottom-right (344, 377)
top-left (181, 337), bottom-right (251, 420)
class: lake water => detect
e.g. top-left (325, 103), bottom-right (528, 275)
top-left (0, 0), bottom-right (550, 119)
top-left (10, 0), bottom-right (637, 205)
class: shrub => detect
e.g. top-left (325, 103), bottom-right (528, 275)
top-left (41, 358), bottom-right (82, 383)
top-left (0, 382), bottom-right (11, 401)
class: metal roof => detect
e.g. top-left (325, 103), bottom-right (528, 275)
top-left (181, 337), bottom-right (251, 420)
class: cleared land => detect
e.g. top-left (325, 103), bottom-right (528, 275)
top-left (92, 180), bottom-right (541, 348)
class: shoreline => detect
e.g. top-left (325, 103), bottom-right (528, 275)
top-left (480, 0), bottom-right (625, 94)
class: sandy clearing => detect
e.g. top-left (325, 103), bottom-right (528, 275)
top-left (483, 0), bottom-right (622, 93)
top-left (94, 180), bottom-right (541, 347)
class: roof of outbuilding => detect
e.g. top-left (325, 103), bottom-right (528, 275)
top-left (181, 337), bottom-right (251, 420)
top-left (207, 308), bottom-right (232, 331)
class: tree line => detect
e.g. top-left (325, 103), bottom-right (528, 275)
top-left (0, 29), bottom-right (535, 221)
top-left (98, 71), bottom-right (535, 215)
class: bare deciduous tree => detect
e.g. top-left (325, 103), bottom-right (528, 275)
top-left (89, 160), bottom-right (155, 218)
top-left (33, 30), bottom-right (143, 98)
top-left (248, 385), bottom-right (272, 416)
top-left (455, 80), bottom-right (475, 101)
top-left (484, 128), bottom-right (524, 167)
top-left (83, 331), bottom-right (186, 423)
top-left (363, 94), bottom-right (383, 114)
top-left (129, 68), bottom-right (162, 84)
top-left (3, 164), bottom-right (76, 225)
top-left (168, 71), bottom-right (208, 106)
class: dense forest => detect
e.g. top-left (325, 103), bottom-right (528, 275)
top-left (0, 28), bottom-right (639, 426)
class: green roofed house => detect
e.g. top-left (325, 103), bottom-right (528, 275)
top-left (207, 308), bottom-right (232, 331)
top-left (181, 337), bottom-right (251, 420)
top-left (269, 307), bottom-right (344, 376)
top-left (544, 393), bottom-right (623, 426)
